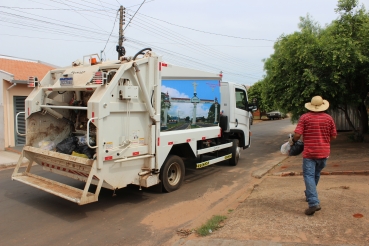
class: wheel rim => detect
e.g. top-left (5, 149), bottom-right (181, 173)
top-left (236, 147), bottom-right (240, 163)
top-left (167, 162), bottom-right (181, 186)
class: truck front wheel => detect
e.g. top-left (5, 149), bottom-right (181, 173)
top-left (229, 139), bottom-right (240, 166)
top-left (160, 155), bottom-right (185, 192)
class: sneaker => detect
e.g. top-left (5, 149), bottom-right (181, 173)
top-left (305, 205), bottom-right (321, 215)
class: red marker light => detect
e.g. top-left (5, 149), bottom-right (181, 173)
top-left (92, 71), bottom-right (106, 85)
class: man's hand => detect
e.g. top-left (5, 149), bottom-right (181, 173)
top-left (288, 138), bottom-right (295, 146)
top-left (293, 132), bottom-right (301, 142)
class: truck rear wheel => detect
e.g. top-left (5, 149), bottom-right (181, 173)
top-left (160, 155), bottom-right (185, 192)
top-left (229, 139), bottom-right (240, 166)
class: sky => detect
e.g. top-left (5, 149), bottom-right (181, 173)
top-left (1, 0), bottom-right (368, 85)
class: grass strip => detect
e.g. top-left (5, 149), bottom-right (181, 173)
top-left (196, 215), bottom-right (227, 236)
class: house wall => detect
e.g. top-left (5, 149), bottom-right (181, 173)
top-left (3, 81), bottom-right (33, 148)
top-left (0, 81), bottom-right (4, 150)
top-left (1, 71), bottom-right (15, 150)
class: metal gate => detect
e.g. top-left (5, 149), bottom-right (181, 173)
top-left (14, 96), bottom-right (27, 146)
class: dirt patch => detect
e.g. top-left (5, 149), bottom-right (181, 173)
top-left (142, 177), bottom-right (263, 246)
top-left (141, 182), bottom-right (241, 230)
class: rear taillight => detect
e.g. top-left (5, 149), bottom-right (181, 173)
top-left (28, 76), bottom-right (37, 87)
top-left (92, 71), bottom-right (106, 85)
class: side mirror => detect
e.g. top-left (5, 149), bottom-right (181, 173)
top-left (247, 103), bottom-right (257, 112)
top-left (247, 98), bottom-right (258, 112)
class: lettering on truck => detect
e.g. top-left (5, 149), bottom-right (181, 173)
top-left (196, 154), bottom-right (232, 169)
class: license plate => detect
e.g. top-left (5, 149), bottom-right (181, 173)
top-left (60, 77), bottom-right (73, 86)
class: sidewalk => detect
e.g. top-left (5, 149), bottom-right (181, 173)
top-left (0, 149), bottom-right (28, 169)
top-left (176, 132), bottom-right (369, 246)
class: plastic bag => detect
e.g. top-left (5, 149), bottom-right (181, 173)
top-left (280, 142), bottom-right (291, 154)
top-left (38, 140), bottom-right (55, 151)
top-left (72, 151), bottom-right (88, 159)
top-left (74, 145), bottom-right (95, 159)
top-left (76, 135), bottom-right (96, 146)
top-left (289, 140), bottom-right (304, 156)
top-left (56, 136), bottom-right (78, 155)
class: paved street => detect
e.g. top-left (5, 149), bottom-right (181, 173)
top-left (0, 119), bottom-right (294, 246)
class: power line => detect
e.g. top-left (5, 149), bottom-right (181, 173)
top-left (28, 0), bottom-right (117, 22)
top-left (0, 33), bottom-right (107, 43)
top-left (0, 6), bottom-right (116, 11)
top-left (0, 11), bottom-right (111, 37)
top-left (132, 42), bottom-right (272, 48)
top-left (126, 38), bottom-right (261, 80)
top-left (102, 10), bottom-right (119, 53)
top-left (50, 0), bottom-right (108, 31)
top-left (126, 0), bottom-right (156, 9)
top-left (83, 0), bottom-right (156, 9)
top-left (126, 20), bottom-right (262, 73)
top-left (123, 10), bottom-right (269, 69)
top-left (124, 0), bottom-right (147, 31)
top-left (133, 11), bottom-right (275, 42)
top-left (124, 13), bottom-right (264, 71)
top-left (1, 1), bottom-right (264, 83)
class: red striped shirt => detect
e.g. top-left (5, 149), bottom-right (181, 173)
top-left (294, 112), bottom-right (337, 159)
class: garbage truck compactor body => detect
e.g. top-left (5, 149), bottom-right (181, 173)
top-left (12, 51), bottom-right (255, 205)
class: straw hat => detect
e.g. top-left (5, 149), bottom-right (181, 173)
top-left (305, 96), bottom-right (329, 112)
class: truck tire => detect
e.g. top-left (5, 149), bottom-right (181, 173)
top-left (228, 139), bottom-right (240, 166)
top-left (160, 155), bottom-right (185, 192)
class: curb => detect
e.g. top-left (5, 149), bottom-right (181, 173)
top-left (5, 147), bottom-right (22, 154)
top-left (272, 170), bottom-right (369, 177)
top-left (0, 161), bottom-right (29, 169)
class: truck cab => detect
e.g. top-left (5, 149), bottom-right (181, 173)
top-left (220, 82), bottom-right (252, 149)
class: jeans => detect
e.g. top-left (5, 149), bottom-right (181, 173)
top-left (303, 158), bottom-right (327, 207)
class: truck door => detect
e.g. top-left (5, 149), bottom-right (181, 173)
top-left (234, 86), bottom-right (250, 147)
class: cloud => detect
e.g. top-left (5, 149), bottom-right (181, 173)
top-left (168, 102), bottom-right (211, 118)
top-left (161, 85), bottom-right (189, 98)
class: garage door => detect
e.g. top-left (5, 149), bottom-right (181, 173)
top-left (14, 96), bottom-right (27, 146)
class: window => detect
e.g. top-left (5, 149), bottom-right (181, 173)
top-left (235, 88), bottom-right (246, 110)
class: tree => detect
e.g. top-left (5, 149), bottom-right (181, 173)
top-left (160, 92), bottom-right (171, 122)
top-left (263, 0), bottom-right (369, 140)
top-left (247, 81), bottom-right (273, 119)
top-left (324, 0), bottom-right (369, 138)
top-left (207, 102), bottom-right (220, 123)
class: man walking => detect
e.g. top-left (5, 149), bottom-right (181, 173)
top-left (290, 96), bottom-right (337, 215)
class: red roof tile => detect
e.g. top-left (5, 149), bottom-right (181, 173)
top-left (0, 58), bottom-right (55, 81)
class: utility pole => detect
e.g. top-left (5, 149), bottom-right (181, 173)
top-left (117, 6), bottom-right (125, 59)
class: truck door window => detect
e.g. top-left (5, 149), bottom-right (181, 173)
top-left (235, 88), bottom-right (246, 110)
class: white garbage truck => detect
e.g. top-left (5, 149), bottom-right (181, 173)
top-left (12, 48), bottom-right (256, 205)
